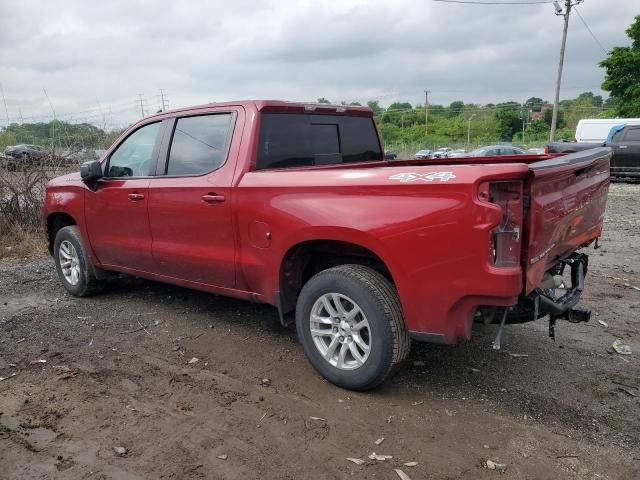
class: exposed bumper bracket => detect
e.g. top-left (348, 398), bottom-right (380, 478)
top-left (534, 253), bottom-right (590, 339)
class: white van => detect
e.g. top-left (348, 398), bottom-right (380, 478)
top-left (575, 118), bottom-right (640, 143)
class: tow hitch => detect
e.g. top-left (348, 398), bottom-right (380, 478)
top-left (538, 253), bottom-right (591, 340)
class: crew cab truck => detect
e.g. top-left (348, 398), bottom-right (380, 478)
top-left (548, 124), bottom-right (640, 181)
top-left (43, 101), bottom-right (611, 390)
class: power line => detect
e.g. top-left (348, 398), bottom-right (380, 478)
top-left (574, 6), bottom-right (608, 54)
top-left (13, 100), bottom-right (136, 122)
top-left (432, 0), bottom-right (554, 5)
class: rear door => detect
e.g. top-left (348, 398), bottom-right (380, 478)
top-left (523, 147), bottom-right (611, 293)
top-left (147, 109), bottom-right (241, 287)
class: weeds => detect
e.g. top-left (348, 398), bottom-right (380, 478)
top-left (0, 155), bottom-right (78, 258)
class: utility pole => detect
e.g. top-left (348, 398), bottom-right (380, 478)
top-left (159, 89), bottom-right (169, 111)
top-left (137, 94), bottom-right (146, 118)
top-left (521, 105), bottom-right (527, 144)
top-left (43, 88), bottom-right (57, 151)
top-left (467, 114), bottom-right (476, 149)
top-left (0, 83), bottom-right (9, 125)
top-left (549, 0), bottom-right (582, 142)
top-left (424, 90), bottom-right (430, 137)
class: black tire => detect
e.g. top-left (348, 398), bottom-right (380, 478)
top-left (53, 226), bottom-right (105, 297)
top-left (296, 264), bottom-right (410, 391)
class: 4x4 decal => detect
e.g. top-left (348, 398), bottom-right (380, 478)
top-left (389, 172), bottom-right (457, 183)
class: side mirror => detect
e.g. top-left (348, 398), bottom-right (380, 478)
top-left (80, 160), bottom-right (103, 189)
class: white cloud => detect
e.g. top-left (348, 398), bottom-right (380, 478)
top-left (0, 0), bottom-right (635, 128)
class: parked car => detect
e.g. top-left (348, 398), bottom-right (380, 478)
top-left (430, 147), bottom-right (453, 159)
top-left (44, 100), bottom-right (610, 390)
top-left (526, 147), bottom-right (546, 155)
top-left (413, 149), bottom-right (432, 159)
top-left (468, 145), bottom-right (526, 157)
top-left (4, 144), bottom-right (47, 160)
top-left (384, 150), bottom-right (397, 160)
top-left (547, 124), bottom-right (640, 180)
top-left (3, 144), bottom-right (47, 170)
top-left (449, 149), bottom-right (466, 157)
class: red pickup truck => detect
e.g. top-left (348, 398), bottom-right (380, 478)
top-left (43, 100), bottom-right (611, 390)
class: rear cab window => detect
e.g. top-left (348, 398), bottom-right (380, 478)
top-left (256, 113), bottom-right (381, 170)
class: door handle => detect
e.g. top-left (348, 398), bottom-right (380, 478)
top-left (128, 192), bottom-right (145, 201)
top-left (201, 193), bottom-right (225, 203)
top-left (619, 145), bottom-right (628, 149)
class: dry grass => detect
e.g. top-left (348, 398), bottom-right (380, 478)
top-left (0, 157), bottom-right (78, 259)
top-left (0, 224), bottom-right (47, 259)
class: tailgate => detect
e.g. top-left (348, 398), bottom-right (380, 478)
top-left (523, 147), bottom-right (611, 294)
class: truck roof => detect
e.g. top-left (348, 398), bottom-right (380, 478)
top-left (145, 100), bottom-right (373, 121)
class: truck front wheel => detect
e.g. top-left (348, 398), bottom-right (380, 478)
top-left (53, 226), bottom-right (105, 297)
top-left (296, 265), bottom-right (410, 390)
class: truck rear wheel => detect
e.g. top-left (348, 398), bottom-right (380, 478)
top-left (53, 226), bottom-right (105, 297)
top-left (296, 265), bottom-right (410, 390)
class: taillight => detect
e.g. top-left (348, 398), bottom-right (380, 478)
top-left (479, 181), bottom-right (523, 268)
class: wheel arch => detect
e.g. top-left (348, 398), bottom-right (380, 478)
top-left (277, 236), bottom-right (400, 317)
top-left (46, 212), bottom-right (77, 254)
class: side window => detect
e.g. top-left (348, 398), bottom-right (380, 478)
top-left (611, 130), bottom-right (625, 143)
top-left (623, 127), bottom-right (640, 142)
top-left (166, 113), bottom-right (234, 176)
top-left (108, 122), bottom-right (161, 177)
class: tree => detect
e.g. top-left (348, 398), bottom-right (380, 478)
top-left (448, 101), bottom-right (464, 117)
top-left (600, 15), bottom-right (640, 116)
top-left (349, 101), bottom-right (362, 106)
top-left (0, 130), bottom-right (17, 150)
top-left (577, 91), bottom-right (603, 108)
top-left (316, 97), bottom-right (330, 104)
top-left (524, 97), bottom-right (544, 112)
top-left (367, 100), bottom-right (383, 115)
top-left (544, 108), bottom-right (565, 129)
top-left (494, 102), bottom-right (523, 141)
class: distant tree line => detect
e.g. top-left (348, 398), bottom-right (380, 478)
top-left (0, 120), bottom-right (122, 153)
top-left (315, 91), bottom-right (613, 152)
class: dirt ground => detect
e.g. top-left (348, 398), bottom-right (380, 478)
top-left (1, 184), bottom-right (639, 480)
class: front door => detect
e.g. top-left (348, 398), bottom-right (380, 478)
top-left (614, 126), bottom-right (640, 172)
top-left (85, 121), bottom-right (162, 271)
top-left (147, 111), bottom-right (240, 287)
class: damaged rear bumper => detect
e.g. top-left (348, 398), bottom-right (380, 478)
top-left (478, 252), bottom-right (591, 326)
top-left (534, 252), bottom-right (590, 322)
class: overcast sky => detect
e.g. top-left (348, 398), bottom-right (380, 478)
top-left (0, 0), bottom-right (636, 129)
